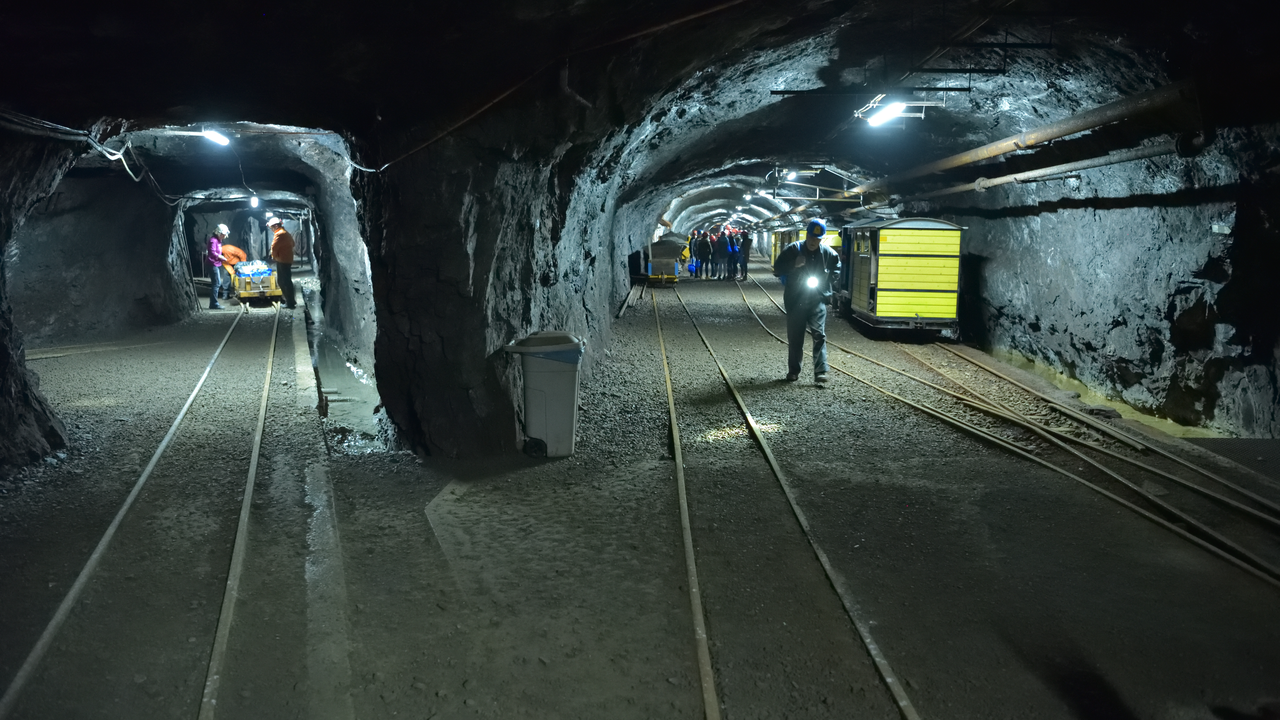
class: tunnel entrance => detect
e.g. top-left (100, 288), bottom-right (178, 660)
top-left (3, 121), bottom-right (387, 454)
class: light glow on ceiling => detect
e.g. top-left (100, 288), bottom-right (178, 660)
top-left (867, 102), bottom-right (907, 127)
top-left (201, 130), bottom-right (231, 145)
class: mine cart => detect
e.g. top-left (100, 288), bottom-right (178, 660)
top-left (770, 229), bottom-right (798, 265)
top-left (648, 235), bottom-right (688, 285)
top-left (227, 260), bottom-right (284, 302)
top-left (769, 227), bottom-right (841, 267)
top-left (837, 217), bottom-right (962, 338)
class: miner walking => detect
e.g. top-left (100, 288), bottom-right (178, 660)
top-left (773, 218), bottom-right (840, 383)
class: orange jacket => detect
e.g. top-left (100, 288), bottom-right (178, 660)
top-left (221, 245), bottom-right (247, 265)
top-left (270, 227), bottom-right (295, 264)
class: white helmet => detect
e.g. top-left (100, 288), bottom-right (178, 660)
top-left (215, 223), bottom-right (230, 236)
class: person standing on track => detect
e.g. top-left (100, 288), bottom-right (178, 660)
top-left (206, 224), bottom-right (230, 310)
top-left (723, 227), bottom-right (739, 281)
top-left (773, 218), bottom-right (840, 384)
top-left (695, 230), bottom-right (712, 279)
top-left (267, 217), bottom-right (298, 309)
top-left (738, 231), bottom-right (755, 281)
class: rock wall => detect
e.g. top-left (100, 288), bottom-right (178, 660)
top-left (923, 123), bottom-right (1280, 437)
top-left (356, 26), bottom-right (841, 457)
top-left (5, 175), bottom-right (191, 345)
top-left (0, 135), bottom-right (76, 473)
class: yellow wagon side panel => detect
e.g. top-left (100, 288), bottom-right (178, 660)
top-left (878, 257), bottom-right (959, 291)
top-left (879, 229), bottom-right (961, 255)
top-left (875, 291), bottom-right (957, 319)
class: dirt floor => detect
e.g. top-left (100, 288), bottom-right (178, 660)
top-left (1, 266), bottom-right (1278, 719)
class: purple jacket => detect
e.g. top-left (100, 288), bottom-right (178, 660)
top-left (207, 236), bottom-right (223, 267)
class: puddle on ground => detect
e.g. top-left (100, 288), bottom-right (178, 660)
top-left (988, 348), bottom-right (1223, 439)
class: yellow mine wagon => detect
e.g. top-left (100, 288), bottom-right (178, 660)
top-left (227, 261), bottom-right (284, 302)
top-left (769, 228), bottom-right (839, 265)
top-left (838, 217), bottom-right (962, 338)
top-left (770, 229), bottom-right (797, 266)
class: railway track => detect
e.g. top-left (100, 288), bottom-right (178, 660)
top-left (737, 279), bottom-right (1280, 591)
top-left (651, 289), bottom-right (919, 720)
top-left (651, 272), bottom-right (1280, 718)
top-left (0, 305), bottom-right (291, 720)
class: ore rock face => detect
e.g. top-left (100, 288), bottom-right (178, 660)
top-left (6, 176), bottom-right (190, 345)
top-left (0, 136), bottom-right (76, 472)
top-left (918, 58), bottom-right (1280, 437)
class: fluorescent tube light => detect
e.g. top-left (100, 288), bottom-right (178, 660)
top-left (867, 102), bottom-right (907, 127)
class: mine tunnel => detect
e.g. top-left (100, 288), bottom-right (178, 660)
top-left (1, 1), bottom-right (1279, 718)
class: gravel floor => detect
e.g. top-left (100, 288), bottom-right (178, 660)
top-left (1, 269), bottom-right (1279, 719)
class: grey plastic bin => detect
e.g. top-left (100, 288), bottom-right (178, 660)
top-left (504, 331), bottom-right (586, 457)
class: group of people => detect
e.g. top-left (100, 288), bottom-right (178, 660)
top-left (686, 226), bottom-right (755, 280)
top-left (206, 217), bottom-right (297, 310)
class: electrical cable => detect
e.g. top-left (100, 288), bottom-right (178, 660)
top-left (227, 144), bottom-right (257, 197)
top-left (0, 108), bottom-right (188, 206)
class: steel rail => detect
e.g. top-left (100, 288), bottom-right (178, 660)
top-left (649, 291), bottom-right (723, 720)
top-left (949, 397), bottom-right (1280, 530)
top-left (0, 312), bottom-right (247, 719)
top-left (668, 288), bottom-right (923, 720)
top-left (915, 355), bottom-right (1280, 532)
top-left (937, 344), bottom-right (1280, 514)
top-left (896, 346), bottom-right (1280, 581)
top-left (734, 282), bottom-right (1280, 591)
top-left (732, 282), bottom-right (1039, 456)
top-left (746, 277), bottom-right (1147, 453)
top-left (199, 304), bottom-right (282, 719)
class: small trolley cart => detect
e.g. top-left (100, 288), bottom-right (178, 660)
top-left (227, 260), bottom-right (284, 303)
top-left (837, 217), bottom-right (963, 338)
top-left (648, 236), bottom-right (688, 286)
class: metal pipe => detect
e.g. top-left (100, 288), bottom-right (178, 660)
top-left (902, 141), bottom-right (1179, 202)
top-left (852, 79), bottom-right (1195, 194)
top-left (748, 80), bottom-right (1197, 230)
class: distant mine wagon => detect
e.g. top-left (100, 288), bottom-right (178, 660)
top-left (770, 227), bottom-right (842, 265)
top-left (837, 218), bottom-right (962, 338)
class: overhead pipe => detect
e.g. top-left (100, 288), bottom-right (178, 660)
top-left (851, 79), bottom-right (1197, 195)
top-left (900, 141), bottom-right (1180, 202)
top-left (747, 80), bottom-right (1198, 230)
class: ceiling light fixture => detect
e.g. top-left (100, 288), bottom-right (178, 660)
top-left (786, 171), bottom-right (797, 180)
top-left (250, 196), bottom-right (259, 208)
top-left (867, 102), bottom-right (907, 127)
top-left (201, 129), bottom-right (230, 145)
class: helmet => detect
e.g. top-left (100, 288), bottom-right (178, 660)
top-left (215, 223), bottom-right (230, 236)
top-left (806, 218), bottom-right (827, 236)
top-left (266, 217), bottom-right (283, 227)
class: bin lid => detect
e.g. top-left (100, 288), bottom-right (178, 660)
top-left (503, 331), bottom-right (585, 354)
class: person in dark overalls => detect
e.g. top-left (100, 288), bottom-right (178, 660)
top-left (773, 218), bottom-right (840, 383)
top-left (695, 231), bottom-right (713, 278)
top-left (738, 231), bottom-right (755, 280)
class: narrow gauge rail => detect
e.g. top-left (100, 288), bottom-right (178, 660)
top-left (0, 305), bottom-right (285, 720)
top-left (650, 290), bottom-right (922, 720)
top-left (739, 280), bottom-right (1280, 592)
